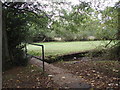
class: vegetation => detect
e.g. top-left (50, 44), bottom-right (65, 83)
top-left (29, 1), bottom-right (118, 42)
top-left (27, 41), bottom-right (111, 56)
top-left (2, 2), bottom-right (50, 70)
top-left (2, 0), bottom-right (120, 89)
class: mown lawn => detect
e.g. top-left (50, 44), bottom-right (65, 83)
top-left (27, 41), bottom-right (111, 56)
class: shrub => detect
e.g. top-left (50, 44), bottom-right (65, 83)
top-left (12, 48), bottom-right (28, 66)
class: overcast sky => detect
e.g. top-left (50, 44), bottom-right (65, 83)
top-left (3, 0), bottom-right (119, 10)
top-left (37, 0), bottom-right (119, 11)
top-left (35, 0), bottom-right (119, 21)
top-left (70, 0), bottom-right (119, 10)
top-left (36, 0), bottom-right (119, 20)
top-left (2, 0), bottom-right (119, 19)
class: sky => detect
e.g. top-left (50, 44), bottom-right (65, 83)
top-left (2, 0), bottom-right (119, 19)
top-left (69, 0), bottom-right (119, 10)
top-left (2, 0), bottom-right (119, 10)
top-left (36, 0), bottom-right (119, 20)
top-left (37, 0), bottom-right (119, 11)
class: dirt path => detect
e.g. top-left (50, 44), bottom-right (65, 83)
top-left (29, 58), bottom-right (91, 88)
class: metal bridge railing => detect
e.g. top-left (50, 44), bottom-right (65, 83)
top-left (25, 43), bottom-right (45, 72)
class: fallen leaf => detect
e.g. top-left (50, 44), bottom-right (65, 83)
top-left (79, 76), bottom-right (83, 78)
top-left (62, 76), bottom-right (65, 79)
top-left (16, 80), bottom-right (20, 82)
top-left (91, 80), bottom-right (95, 83)
top-left (48, 75), bottom-right (53, 77)
top-left (87, 73), bottom-right (90, 76)
top-left (92, 70), bottom-right (96, 73)
top-left (115, 84), bottom-right (118, 86)
top-left (17, 86), bottom-right (20, 88)
top-left (31, 70), bottom-right (34, 72)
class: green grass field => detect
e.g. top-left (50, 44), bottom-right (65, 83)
top-left (27, 41), bottom-right (112, 57)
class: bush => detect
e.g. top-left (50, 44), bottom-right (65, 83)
top-left (108, 42), bottom-right (120, 60)
top-left (87, 41), bottom-right (120, 61)
top-left (87, 49), bottom-right (105, 58)
top-left (13, 48), bottom-right (28, 66)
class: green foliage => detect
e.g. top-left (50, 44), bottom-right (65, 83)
top-left (12, 48), bottom-right (28, 66)
top-left (86, 40), bottom-right (120, 61)
top-left (2, 1), bottom-right (119, 70)
top-left (2, 2), bottom-right (50, 70)
top-left (2, 3), bottom-right (29, 69)
top-left (106, 41), bottom-right (120, 60)
top-left (26, 13), bottom-right (50, 42)
top-left (45, 1), bottom-right (118, 41)
top-left (29, 50), bottom-right (41, 56)
top-left (100, 6), bottom-right (118, 40)
top-left (6, 9), bottom-right (28, 48)
top-left (45, 55), bottom-right (60, 63)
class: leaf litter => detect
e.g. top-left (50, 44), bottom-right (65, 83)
top-left (53, 59), bottom-right (119, 89)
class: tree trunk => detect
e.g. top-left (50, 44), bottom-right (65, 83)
top-left (2, 9), bottom-right (10, 70)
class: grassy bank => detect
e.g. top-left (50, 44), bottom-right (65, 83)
top-left (27, 41), bottom-right (111, 57)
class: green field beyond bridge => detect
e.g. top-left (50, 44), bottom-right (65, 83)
top-left (27, 41), bottom-right (112, 56)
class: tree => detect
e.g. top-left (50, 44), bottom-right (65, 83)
top-left (2, 2), bottom-right (50, 70)
top-left (50, 1), bottom-right (103, 41)
top-left (100, 6), bottom-right (118, 40)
